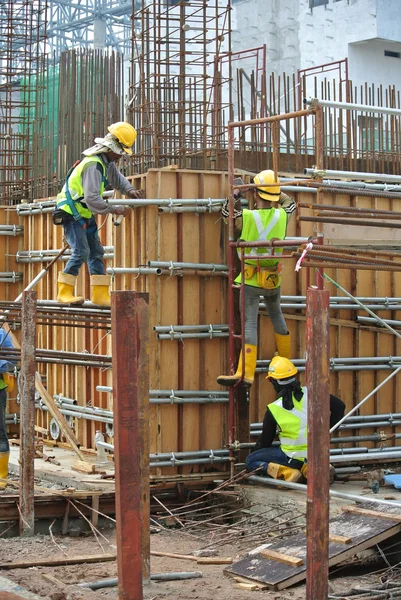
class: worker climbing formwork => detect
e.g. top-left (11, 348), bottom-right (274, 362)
top-left (217, 169), bottom-right (296, 388)
top-left (54, 122), bottom-right (144, 306)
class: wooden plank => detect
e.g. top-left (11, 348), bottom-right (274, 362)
top-left (341, 505), bottom-right (401, 522)
top-left (71, 460), bottom-right (96, 474)
top-left (259, 549), bottom-right (303, 567)
top-left (232, 583), bottom-right (259, 591)
top-left (329, 534), bottom-right (352, 544)
top-left (0, 554), bottom-right (116, 569)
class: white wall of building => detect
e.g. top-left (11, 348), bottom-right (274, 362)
top-left (232, 0), bottom-right (401, 90)
top-left (349, 38), bottom-right (401, 91)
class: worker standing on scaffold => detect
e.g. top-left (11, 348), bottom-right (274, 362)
top-left (54, 122), bottom-right (143, 307)
top-left (217, 170), bottom-right (296, 388)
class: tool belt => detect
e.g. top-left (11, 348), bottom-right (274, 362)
top-left (244, 263), bottom-right (281, 289)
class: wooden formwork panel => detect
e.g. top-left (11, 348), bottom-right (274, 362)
top-left (0, 169), bottom-right (400, 465)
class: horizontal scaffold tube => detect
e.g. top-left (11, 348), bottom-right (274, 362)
top-left (16, 247), bottom-right (114, 263)
top-left (249, 475), bottom-right (401, 508)
top-left (304, 167), bottom-right (401, 184)
top-left (304, 96), bottom-right (401, 117)
top-left (99, 387), bottom-right (230, 404)
top-left (0, 225), bottom-right (23, 236)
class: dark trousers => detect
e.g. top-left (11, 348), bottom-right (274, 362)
top-left (0, 388), bottom-right (9, 453)
top-left (246, 446), bottom-right (304, 475)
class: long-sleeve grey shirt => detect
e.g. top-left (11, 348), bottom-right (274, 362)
top-left (81, 153), bottom-right (136, 215)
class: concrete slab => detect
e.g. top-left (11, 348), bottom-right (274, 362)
top-left (8, 445), bottom-right (115, 492)
top-left (0, 576), bottom-right (43, 599)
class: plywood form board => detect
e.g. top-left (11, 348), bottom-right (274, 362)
top-left (225, 509), bottom-right (401, 590)
top-left (0, 173), bottom-right (400, 461)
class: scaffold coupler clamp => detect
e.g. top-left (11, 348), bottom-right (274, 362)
top-left (226, 440), bottom-right (241, 452)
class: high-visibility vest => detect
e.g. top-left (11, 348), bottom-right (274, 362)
top-left (268, 387), bottom-right (308, 461)
top-left (56, 156), bottom-right (109, 221)
top-left (0, 376), bottom-right (7, 391)
top-left (235, 207), bottom-right (287, 288)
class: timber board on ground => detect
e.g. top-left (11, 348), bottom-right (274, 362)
top-left (224, 502), bottom-right (401, 590)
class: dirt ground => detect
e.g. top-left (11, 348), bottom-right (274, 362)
top-left (0, 528), bottom-right (384, 600)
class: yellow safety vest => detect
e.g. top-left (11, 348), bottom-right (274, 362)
top-left (235, 208), bottom-right (287, 288)
top-left (56, 156), bottom-right (108, 220)
top-left (268, 388), bottom-right (308, 461)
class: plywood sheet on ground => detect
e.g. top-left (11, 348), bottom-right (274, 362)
top-left (224, 502), bottom-right (401, 590)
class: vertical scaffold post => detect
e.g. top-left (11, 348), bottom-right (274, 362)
top-left (20, 290), bottom-right (37, 537)
top-left (306, 285), bottom-right (330, 600)
top-left (111, 291), bottom-right (150, 599)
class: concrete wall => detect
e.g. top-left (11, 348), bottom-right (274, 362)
top-left (232, 0), bottom-right (401, 110)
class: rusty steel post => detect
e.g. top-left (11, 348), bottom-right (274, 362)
top-left (20, 290), bottom-right (37, 537)
top-left (305, 286), bottom-right (330, 600)
top-left (314, 104), bottom-right (325, 289)
top-left (227, 123), bottom-right (236, 448)
top-left (111, 291), bottom-right (150, 599)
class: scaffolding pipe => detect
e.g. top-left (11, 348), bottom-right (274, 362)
top-left (330, 367), bottom-right (401, 433)
top-left (357, 316), bottom-right (401, 327)
top-left (304, 97), bottom-right (401, 117)
top-left (248, 475), bottom-right (401, 508)
top-left (304, 167), bottom-right (401, 184)
top-left (148, 261), bottom-right (228, 272)
top-left (0, 225), bottom-right (23, 236)
top-left (281, 176), bottom-right (401, 193)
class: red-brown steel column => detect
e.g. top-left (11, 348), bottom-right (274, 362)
top-left (20, 290), bottom-right (37, 537)
top-left (305, 286), bottom-right (330, 600)
top-left (111, 291), bottom-right (150, 599)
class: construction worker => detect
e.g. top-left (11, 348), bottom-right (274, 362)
top-left (0, 328), bottom-right (16, 489)
top-left (217, 170), bottom-right (296, 387)
top-left (245, 356), bottom-right (345, 482)
top-left (55, 122), bottom-right (143, 306)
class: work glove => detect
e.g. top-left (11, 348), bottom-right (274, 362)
top-left (128, 189), bottom-right (145, 199)
top-left (113, 206), bottom-right (130, 216)
top-left (221, 195), bottom-right (243, 220)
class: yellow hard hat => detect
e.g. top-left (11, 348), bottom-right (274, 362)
top-left (266, 356), bottom-right (298, 380)
top-left (107, 122), bottom-right (137, 155)
top-left (254, 169), bottom-right (280, 202)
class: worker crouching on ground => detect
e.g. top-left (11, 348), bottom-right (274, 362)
top-left (217, 170), bottom-right (296, 387)
top-left (245, 356), bottom-right (345, 482)
top-left (55, 122), bottom-right (144, 306)
top-left (0, 328), bottom-right (16, 488)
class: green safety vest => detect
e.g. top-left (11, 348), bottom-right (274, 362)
top-left (56, 156), bottom-right (109, 221)
top-left (0, 376), bottom-right (7, 390)
top-left (268, 387), bottom-right (308, 461)
top-left (235, 208), bottom-right (287, 288)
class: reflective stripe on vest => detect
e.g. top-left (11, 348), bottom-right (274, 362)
top-left (56, 156), bottom-right (108, 220)
top-left (235, 208), bottom-right (287, 288)
top-left (268, 387), bottom-right (308, 460)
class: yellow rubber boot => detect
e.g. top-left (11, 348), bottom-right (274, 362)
top-left (217, 344), bottom-right (257, 387)
top-left (56, 272), bottom-right (85, 305)
top-left (268, 462), bottom-right (303, 482)
top-left (90, 274), bottom-right (111, 306)
top-left (301, 463), bottom-right (335, 484)
top-left (275, 332), bottom-right (291, 359)
top-left (0, 451), bottom-right (9, 489)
